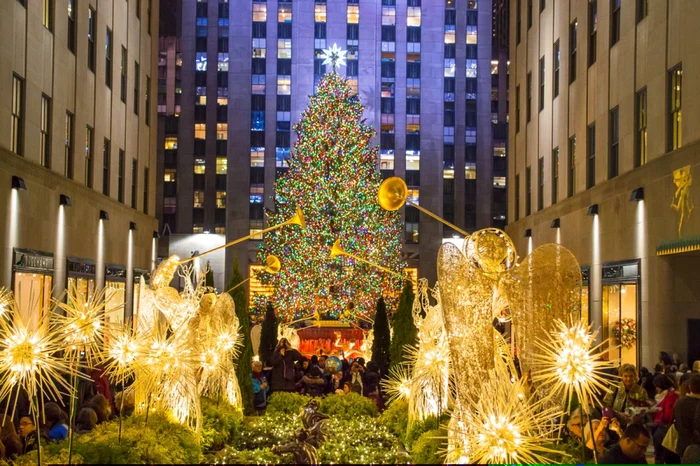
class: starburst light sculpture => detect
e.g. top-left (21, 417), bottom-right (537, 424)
top-left (530, 317), bottom-right (617, 413)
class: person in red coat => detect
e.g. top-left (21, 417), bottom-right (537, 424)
top-left (90, 367), bottom-right (114, 413)
top-left (651, 374), bottom-right (680, 464)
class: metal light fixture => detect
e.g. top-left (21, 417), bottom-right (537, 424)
top-left (59, 194), bottom-right (72, 206)
top-left (524, 228), bottom-right (532, 237)
top-left (11, 176), bottom-right (26, 191)
top-left (153, 231), bottom-right (160, 239)
top-left (99, 210), bottom-right (110, 220)
top-left (129, 222), bottom-right (137, 231)
top-left (629, 187), bottom-right (644, 201)
top-left (551, 218), bottom-right (561, 228)
top-left (586, 204), bottom-right (598, 216)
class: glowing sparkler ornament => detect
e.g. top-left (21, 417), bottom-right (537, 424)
top-left (381, 363), bottom-right (412, 403)
top-left (58, 283), bottom-right (110, 365)
top-left (0, 289), bottom-right (76, 421)
top-left (530, 317), bottom-right (617, 413)
top-left (449, 357), bottom-right (564, 464)
top-left (103, 323), bottom-right (143, 385)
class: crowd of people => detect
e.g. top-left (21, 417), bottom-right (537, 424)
top-left (0, 368), bottom-right (131, 461)
top-left (251, 337), bottom-right (384, 413)
top-left (564, 353), bottom-right (700, 464)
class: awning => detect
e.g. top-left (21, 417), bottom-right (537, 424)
top-left (656, 235), bottom-right (700, 256)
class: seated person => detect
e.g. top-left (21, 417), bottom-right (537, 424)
top-left (599, 423), bottom-right (650, 464)
top-left (18, 416), bottom-right (38, 454)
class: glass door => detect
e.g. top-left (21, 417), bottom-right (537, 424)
top-left (602, 283), bottom-right (638, 367)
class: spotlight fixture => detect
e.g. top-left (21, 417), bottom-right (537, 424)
top-left (629, 187), bottom-right (644, 202)
top-left (11, 176), bottom-right (26, 191)
top-left (524, 229), bottom-right (532, 237)
top-left (99, 210), bottom-right (110, 220)
top-left (586, 204), bottom-right (598, 216)
top-left (153, 231), bottom-right (160, 239)
top-left (551, 218), bottom-right (561, 228)
top-left (129, 222), bottom-right (138, 231)
top-left (59, 194), bottom-right (72, 206)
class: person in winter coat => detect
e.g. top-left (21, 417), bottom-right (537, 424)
top-left (0, 415), bottom-right (23, 459)
top-left (251, 360), bottom-right (270, 412)
top-left (302, 366), bottom-right (326, 397)
top-left (651, 374), bottom-right (680, 464)
top-left (270, 338), bottom-right (302, 392)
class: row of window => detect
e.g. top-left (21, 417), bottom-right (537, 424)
top-left (517, 0), bottom-right (645, 45)
top-left (515, 63), bottom-right (681, 220)
top-left (10, 74), bottom-right (148, 213)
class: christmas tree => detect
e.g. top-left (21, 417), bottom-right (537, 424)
top-left (258, 302), bottom-right (278, 366)
top-left (257, 67), bottom-right (404, 322)
top-left (389, 281), bottom-right (417, 370)
top-left (228, 257), bottom-right (254, 414)
top-left (371, 297), bottom-right (391, 377)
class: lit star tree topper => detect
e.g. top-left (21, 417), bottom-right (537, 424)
top-left (255, 71), bottom-right (405, 322)
top-left (320, 43), bottom-right (347, 70)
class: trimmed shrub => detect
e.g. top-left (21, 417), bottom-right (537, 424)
top-left (265, 391), bottom-right (310, 415)
top-left (200, 397), bottom-right (243, 451)
top-left (16, 413), bottom-right (202, 464)
top-left (318, 416), bottom-right (408, 464)
top-left (320, 393), bottom-right (378, 419)
top-left (210, 446), bottom-right (290, 464)
top-left (410, 428), bottom-right (446, 464)
top-left (234, 413), bottom-right (301, 450)
top-left (378, 398), bottom-right (409, 439)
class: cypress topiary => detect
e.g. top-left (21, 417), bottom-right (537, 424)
top-left (389, 280), bottom-right (418, 370)
top-left (371, 297), bottom-right (391, 377)
top-left (228, 256), bottom-right (254, 414)
top-left (258, 301), bottom-right (278, 366)
top-left (205, 261), bottom-right (215, 288)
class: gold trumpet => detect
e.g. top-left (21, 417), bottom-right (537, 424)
top-left (225, 255), bottom-right (281, 293)
top-left (378, 177), bottom-right (470, 237)
top-left (179, 207), bottom-right (305, 265)
top-left (330, 239), bottom-right (413, 284)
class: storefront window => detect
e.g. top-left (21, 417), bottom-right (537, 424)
top-left (105, 281), bottom-right (125, 327)
top-left (602, 283), bottom-right (638, 367)
top-left (13, 272), bottom-right (52, 331)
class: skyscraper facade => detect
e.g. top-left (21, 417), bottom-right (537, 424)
top-left (157, 0), bottom-right (507, 290)
top-left (506, 0), bottom-right (700, 367)
top-left (1, 0), bottom-right (159, 321)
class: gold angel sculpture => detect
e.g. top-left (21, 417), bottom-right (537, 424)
top-left (437, 228), bottom-right (585, 460)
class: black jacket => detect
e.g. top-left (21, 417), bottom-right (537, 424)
top-left (270, 348), bottom-right (302, 392)
top-left (673, 395), bottom-right (700, 456)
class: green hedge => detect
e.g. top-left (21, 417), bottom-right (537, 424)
top-left (265, 392), bottom-right (310, 415)
top-left (234, 413), bottom-right (301, 450)
top-left (209, 446), bottom-right (290, 464)
top-left (319, 392), bottom-right (378, 419)
top-left (378, 399), bottom-right (409, 439)
top-left (318, 416), bottom-right (408, 464)
top-left (200, 396), bottom-right (243, 451)
top-left (410, 428), bottom-right (446, 464)
top-left (16, 413), bottom-right (202, 464)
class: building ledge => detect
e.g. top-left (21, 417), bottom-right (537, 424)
top-left (657, 236), bottom-right (700, 256)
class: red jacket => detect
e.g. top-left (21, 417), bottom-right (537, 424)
top-left (654, 390), bottom-right (679, 425)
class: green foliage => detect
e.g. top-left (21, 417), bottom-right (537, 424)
top-left (319, 392), bottom-right (378, 419)
top-left (378, 398), bottom-right (409, 439)
top-left (229, 256), bottom-right (254, 415)
top-left (405, 415), bottom-right (449, 449)
top-left (16, 413), bottom-right (202, 464)
top-left (234, 413), bottom-right (301, 450)
top-left (318, 416), bottom-right (409, 464)
top-left (200, 397), bottom-right (243, 452)
top-left (410, 428), bottom-right (446, 464)
top-left (259, 301), bottom-right (278, 366)
top-left (371, 297), bottom-right (391, 376)
top-left (210, 446), bottom-right (290, 464)
top-left (265, 391), bottom-right (310, 415)
top-left (390, 281), bottom-right (417, 370)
